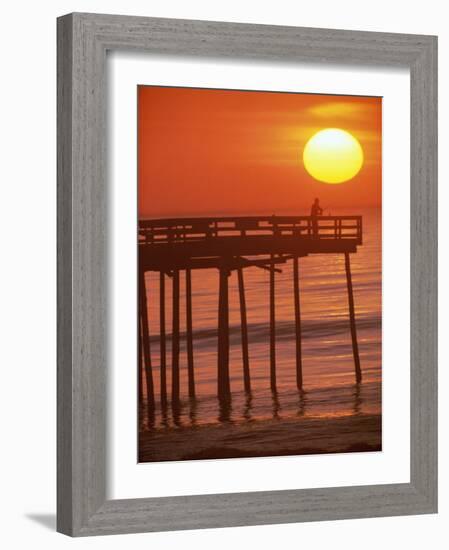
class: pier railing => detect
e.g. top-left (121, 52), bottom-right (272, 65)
top-left (139, 215), bottom-right (362, 245)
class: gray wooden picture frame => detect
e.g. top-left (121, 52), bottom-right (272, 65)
top-left (57, 12), bottom-right (438, 537)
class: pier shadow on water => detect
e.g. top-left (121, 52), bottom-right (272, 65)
top-left (140, 382), bottom-right (370, 431)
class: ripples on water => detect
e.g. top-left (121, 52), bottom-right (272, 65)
top-left (140, 208), bottom-right (381, 431)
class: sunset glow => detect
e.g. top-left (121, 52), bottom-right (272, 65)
top-left (138, 87), bottom-right (382, 218)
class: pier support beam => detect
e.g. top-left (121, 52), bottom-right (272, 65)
top-left (139, 269), bottom-right (154, 410)
top-left (293, 257), bottom-right (303, 390)
top-left (237, 267), bottom-right (251, 393)
top-left (186, 268), bottom-right (195, 399)
top-left (171, 269), bottom-right (180, 402)
top-left (159, 272), bottom-right (167, 405)
top-left (270, 254), bottom-right (277, 391)
top-left (217, 266), bottom-right (231, 401)
top-left (344, 252), bottom-right (362, 383)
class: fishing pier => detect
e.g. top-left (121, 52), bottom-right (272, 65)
top-left (139, 215), bottom-right (363, 410)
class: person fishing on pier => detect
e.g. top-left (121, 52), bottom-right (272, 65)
top-left (310, 198), bottom-right (323, 238)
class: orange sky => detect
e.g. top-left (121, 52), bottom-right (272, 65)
top-left (138, 86), bottom-right (381, 219)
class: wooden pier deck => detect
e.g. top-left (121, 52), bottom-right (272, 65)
top-left (138, 215), bottom-right (363, 411)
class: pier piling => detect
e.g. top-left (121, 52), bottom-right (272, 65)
top-left (270, 254), bottom-right (277, 391)
top-left (186, 268), bottom-right (196, 398)
top-left (237, 266), bottom-right (251, 393)
top-left (344, 252), bottom-right (362, 383)
top-left (159, 272), bottom-right (167, 404)
top-left (138, 318), bottom-right (144, 403)
top-left (139, 269), bottom-right (154, 410)
top-left (171, 269), bottom-right (180, 402)
top-left (293, 256), bottom-right (303, 390)
top-left (217, 266), bottom-right (231, 400)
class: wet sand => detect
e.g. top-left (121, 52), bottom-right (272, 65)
top-left (139, 413), bottom-right (381, 462)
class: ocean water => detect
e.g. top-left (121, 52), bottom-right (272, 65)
top-left (140, 208), bottom-right (381, 430)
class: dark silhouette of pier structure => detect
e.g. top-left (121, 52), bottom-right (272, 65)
top-left (139, 215), bottom-right (363, 412)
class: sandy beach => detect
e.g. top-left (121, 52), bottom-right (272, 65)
top-left (139, 413), bottom-right (381, 462)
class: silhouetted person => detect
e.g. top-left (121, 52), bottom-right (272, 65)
top-left (310, 198), bottom-right (323, 238)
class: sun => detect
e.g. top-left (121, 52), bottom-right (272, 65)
top-left (303, 128), bottom-right (364, 184)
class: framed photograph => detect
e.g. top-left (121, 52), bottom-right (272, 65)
top-left (57, 13), bottom-right (437, 536)
top-left (136, 86), bottom-right (380, 463)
